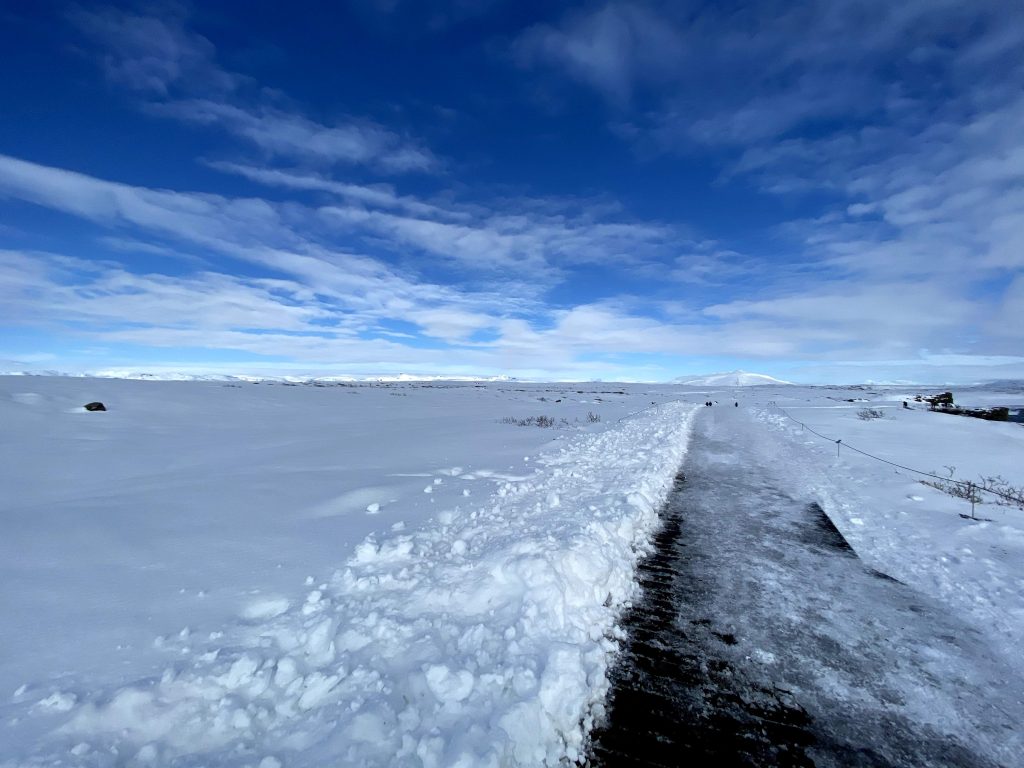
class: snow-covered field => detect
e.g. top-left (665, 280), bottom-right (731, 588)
top-left (2, 376), bottom-right (1022, 765)
top-left (0, 377), bottom-right (695, 766)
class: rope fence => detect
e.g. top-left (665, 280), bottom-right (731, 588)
top-left (614, 399), bottom-right (673, 424)
top-left (768, 403), bottom-right (1022, 515)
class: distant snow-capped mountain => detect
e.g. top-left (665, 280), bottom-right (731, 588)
top-left (673, 370), bottom-right (793, 387)
top-left (0, 368), bottom-right (517, 384)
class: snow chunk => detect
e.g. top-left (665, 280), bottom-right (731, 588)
top-left (219, 654), bottom-right (259, 690)
top-left (297, 672), bottom-right (342, 710)
top-left (240, 597), bottom-right (290, 621)
top-left (424, 664), bottom-right (475, 704)
top-left (35, 691), bottom-right (77, 713)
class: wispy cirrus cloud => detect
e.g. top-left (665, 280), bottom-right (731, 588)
top-left (747, 90), bottom-right (1024, 308)
top-left (69, 4), bottom-right (238, 96)
top-left (320, 204), bottom-right (675, 277)
top-left (516, 0), bottom-right (1021, 148)
top-left (152, 100), bottom-right (437, 173)
top-left (0, 151), bottom-right (684, 302)
top-left (0, 151), bottom-right (1004, 372)
top-left (0, 154), bottom-right (491, 333)
top-left (205, 162), bottom-right (454, 218)
top-left (206, 160), bottom-right (682, 277)
top-left (0, 250), bottom-right (336, 334)
top-left (514, 3), bottom-right (683, 105)
top-left (513, 0), bottom-right (1024, 367)
top-left (4, 2), bottom-right (1021, 383)
top-left (0, 153), bottom-right (681, 356)
top-left (70, 5), bottom-right (438, 173)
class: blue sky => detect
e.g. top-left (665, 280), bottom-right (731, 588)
top-left (1, 0), bottom-right (1022, 383)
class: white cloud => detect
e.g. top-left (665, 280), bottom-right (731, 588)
top-left (0, 156), bottom-right (524, 343)
top-left (518, 0), bottom-right (1023, 151)
top-left (2, 3), bottom-right (1019, 384)
top-left (990, 275), bottom-right (1024, 341)
top-left (514, 1), bottom-right (1023, 377)
top-left (4, 240), bottom-right (1014, 381)
top-left (69, 6), bottom-right (238, 96)
top-left (1, 250), bottom-right (337, 333)
top-left (0, 152), bottom-right (676, 295)
top-left (746, 93), bottom-right (1024, 295)
top-left (407, 307), bottom-right (494, 342)
top-left (1, 142), bottom-right (1017, 380)
top-left (71, 6), bottom-right (437, 173)
top-left (317, 190), bottom-right (677, 277)
top-left (515, 3), bottom-right (682, 104)
top-left (152, 100), bottom-right (437, 172)
top-left (204, 162), bottom-right (458, 219)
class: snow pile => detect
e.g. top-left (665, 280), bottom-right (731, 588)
top-left (7, 397), bottom-right (696, 766)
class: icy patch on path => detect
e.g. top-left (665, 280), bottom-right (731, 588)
top-left (16, 402), bottom-right (697, 767)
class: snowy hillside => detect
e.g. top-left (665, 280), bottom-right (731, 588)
top-left (673, 370), bottom-right (793, 386)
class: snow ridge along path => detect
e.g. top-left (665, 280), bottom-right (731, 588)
top-left (13, 401), bottom-right (698, 767)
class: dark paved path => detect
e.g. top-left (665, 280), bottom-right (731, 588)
top-left (587, 408), bottom-right (1024, 768)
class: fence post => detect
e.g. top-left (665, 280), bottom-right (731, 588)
top-left (836, 439), bottom-right (842, 458)
top-left (969, 482), bottom-right (976, 519)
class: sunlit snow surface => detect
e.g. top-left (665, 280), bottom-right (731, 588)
top-left (0, 378), bottom-right (695, 765)
top-left (1, 377), bottom-right (1023, 765)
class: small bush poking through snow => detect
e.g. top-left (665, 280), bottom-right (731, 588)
top-left (977, 475), bottom-right (1024, 510)
top-left (923, 466), bottom-right (1024, 511)
top-left (587, 411), bottom-right (601, 423)
top-left (500, 415), bottom-right (556, 427)
top-left (921, 473), bottom-right (982, 505)
top-left (857, 408), bottom-right (884, 420)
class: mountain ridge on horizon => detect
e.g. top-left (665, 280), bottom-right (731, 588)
top-left (3, 363), bottom-right (1023, 388)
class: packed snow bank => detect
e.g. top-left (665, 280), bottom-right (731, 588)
top-left (1, 375), bottom-right (695, 766)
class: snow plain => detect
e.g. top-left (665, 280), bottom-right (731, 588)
top-left (0, 377), bottom-right (694, 766)
top-left (2, 376), bottom-right (1023, 765)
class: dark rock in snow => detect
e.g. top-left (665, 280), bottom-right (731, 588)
top-left (83, 402), bottom-right (107, 412)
